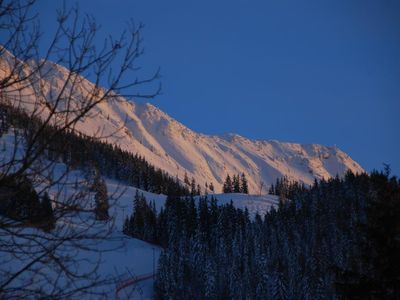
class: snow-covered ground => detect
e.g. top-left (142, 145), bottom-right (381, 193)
top-left (0, 128), bottom-right (279, 299)
top-left (1, 178), bottom-right (279, 299)
top-left (0, 129), bottom-right (160, 298)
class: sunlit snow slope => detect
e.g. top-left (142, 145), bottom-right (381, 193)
top-left (0, 48), bottom-right (364, 193)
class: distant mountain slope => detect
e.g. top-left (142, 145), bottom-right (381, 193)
top-left (0, 49), bottom-right (364, 193)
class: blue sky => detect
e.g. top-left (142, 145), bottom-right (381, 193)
top-left (35, 0), bottom-right (400, 175)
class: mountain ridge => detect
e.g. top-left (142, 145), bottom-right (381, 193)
top-left (0, 49), bottom-right (364, 193)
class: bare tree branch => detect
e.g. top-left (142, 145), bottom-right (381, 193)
top-left (0, 0), bottom-right (160, 297)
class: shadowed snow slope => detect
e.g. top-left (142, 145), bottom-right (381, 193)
top-left (0, 49), bottom-right (364, 193)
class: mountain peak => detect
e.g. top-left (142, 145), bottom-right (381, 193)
top-left (0, 53), bottom-right (364, 193)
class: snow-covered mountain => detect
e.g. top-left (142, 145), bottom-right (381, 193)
top-left (0, 49), bottom-right (364, 193)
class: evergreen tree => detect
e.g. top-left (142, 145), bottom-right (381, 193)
top-left (184, 172), bottom-right (190, 186)
top-left (223, 174), bottom-right (233, 193)
top-left (196, 184), bottom-right (201, 196)
top-left (40, 192), bottom-right (55, 231)
top-left (190, 177), bottom-right (196, 197)
top-left (132, 190), bottom-right (145, 237)
top-left (268, 184), bottom-right (275, 195)
top-left (0, 175), bottom-right (41, 224)
top-left (209, 182), bottom-right (215, 193)
top-left (336, 171), bottom-right (400, 298)
top-left (94, 176), bottom-right (109, 220)
top-left (125, 190), bottom-right (158, 243)
top-left (233, 174), bottom-right (241, 193)
top-left (240, 173), bottom-right (249, 194)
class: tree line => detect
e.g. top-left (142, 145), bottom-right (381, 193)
top-left (0, 103), bottom-right (190, 231)
top-left (0, 103), bottom-right (189, 196)
top-left (222, 173), bottom-right (249, 194)
top-left (121, 169), bottom-right (399, 299)
top-left (3, 104), bottom-right (399, 299)
top-left (268, 176), bottom-right (308, 202)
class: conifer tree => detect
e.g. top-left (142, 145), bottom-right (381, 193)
top-left (132, 190), bottom-right (145, 237)
top-left (40, 192), bottom-right (55, 231)
top-left (209, 182), bottom-right (215, 193)
top-left (94, 176), bottom-right (109, 221)
top-left (184, 172), bottom-right (190, 186)
top-left (0, 175), bottom-right (41, 224)
top-left (240, 173), bottom-right (249, 194)
top-left (269, 184), bottom-right (275, 195)
top-left (196, 184), bottom-right (201, 196)
top-left (190, 177), bottom-right (196, 196)
top-left (223, 174), bottom-right (233, 193)
top-left (233, 174), bottom-right (241, 193)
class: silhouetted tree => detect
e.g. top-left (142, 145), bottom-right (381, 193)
top-left (94, 176), bottom-right (109, 221)
top-left (209, 182), bottom-right (215, 193)
top-left (39, 192), bottom-right (55, 231)
top-left (223, 174), bottom-right (233, 193)
top-left (240, 173), bottom-right (249, 194)
top-left (233, 174), bottom-right (241, 193)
